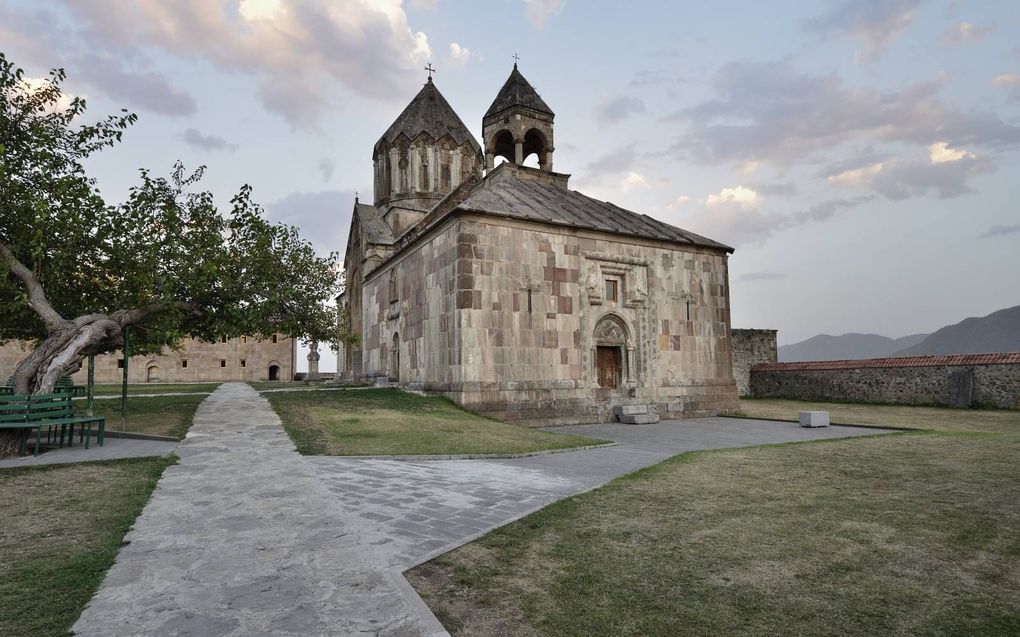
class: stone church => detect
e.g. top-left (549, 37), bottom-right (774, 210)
top-left (338, 65), bottom-right (739, 425)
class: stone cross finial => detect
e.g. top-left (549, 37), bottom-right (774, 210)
top-left (512, 53), bottom-right (520, 66)
top-left (424, 63), bottom-right (436, 80)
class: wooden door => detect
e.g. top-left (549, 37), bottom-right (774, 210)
top-left (597, 346), bottom-right (620, 389)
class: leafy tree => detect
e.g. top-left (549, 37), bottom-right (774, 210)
top-left (0, 53), bottom-right (346, 454)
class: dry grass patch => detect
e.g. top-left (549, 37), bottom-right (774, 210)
top-left (733, 398), bottom-right (1020, 434)
top-left (89, 383), bottom-right (221, 396)
top-left (265, 388), bottom-right (604, 456)
top-left (408, 429), bottom-right (1020, 636)
top-left (0, 456), bottom-right (175, 637)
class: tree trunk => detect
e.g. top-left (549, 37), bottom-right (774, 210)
top-left (0, 317), bottom-right (122, 459)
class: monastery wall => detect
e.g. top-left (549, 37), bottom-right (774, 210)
top-left (750, 354), bottom-right (1020, 409)
top-left (731, 329), bottom-right (778, 396)
top-left (0, 335), bottom-right (296, 385)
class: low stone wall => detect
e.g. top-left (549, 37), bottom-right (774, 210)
top-left (731, 329), bottom-right (778, 397)
top-left (750, 353), bottom-right (1020, 409)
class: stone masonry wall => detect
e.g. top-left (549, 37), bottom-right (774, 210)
top-left (731, 329), bottom-right (777, 397)
top-left (445, 215), bottom-right (738, 425)
top-left (360, 219), bottom-right (460, 386)
top-left (751, 358), bottom-right (1020, 409)
top-left (0, 335), bottom-right (296, 384)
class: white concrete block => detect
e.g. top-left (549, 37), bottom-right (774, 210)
top-left (799, 411), bottom-right (830, 428)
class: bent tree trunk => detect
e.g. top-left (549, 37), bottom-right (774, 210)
top-left (0, 316), bottom-right (124, 458)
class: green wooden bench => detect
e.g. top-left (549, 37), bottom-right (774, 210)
top-left (0, 394), bottom-right (105, 456)
top-left (2, 375), bottom-right (86, 397)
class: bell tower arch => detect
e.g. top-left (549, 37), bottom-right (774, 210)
top-left (482, 63), bottom-right (555, 172)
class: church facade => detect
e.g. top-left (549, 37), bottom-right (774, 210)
top-left (339, 66), bottom-right (739, 426)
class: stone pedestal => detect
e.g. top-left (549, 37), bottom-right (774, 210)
top-left (306, 342), bottom-right (321, 382)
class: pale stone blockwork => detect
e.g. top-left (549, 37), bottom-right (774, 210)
top-left (731, 328), bottom-right (779, 396)
top-left (0, 336), bottom-right (296, 385)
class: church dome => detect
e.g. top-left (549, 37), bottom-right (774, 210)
top-left (373, 78), bottom-right (483, 212)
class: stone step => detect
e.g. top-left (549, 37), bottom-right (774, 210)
top-left (619, 413), bottom-right (659, 425)
top-left (614, 405), bottom-right (649, 416)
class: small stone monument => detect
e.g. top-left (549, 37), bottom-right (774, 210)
top-left (799, 411), bottom-right (829, 428)
top-left (306, 341), bottom-right (321, 382)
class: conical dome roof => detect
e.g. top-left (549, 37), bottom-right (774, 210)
top-left (484, 64), bottom-right (554, 119)
top-left (375, 78), bottom-right (480, 153)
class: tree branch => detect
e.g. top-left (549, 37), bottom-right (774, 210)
top-left (0, 240), bottom-right (65, 330)
top-left (112, 301), bottom-right (204, 326)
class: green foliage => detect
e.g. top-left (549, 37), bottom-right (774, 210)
top-left (0, 51), bottom-right (345, 356)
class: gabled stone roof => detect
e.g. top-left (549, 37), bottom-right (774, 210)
top-left (354, 203), bottom-right (395, 245)
top-left (455, 166), bottom-right (732, 252)
top-left (375, 78), bottom-right (481, 154)
top-left (484, 65), bottom-right (554, 120)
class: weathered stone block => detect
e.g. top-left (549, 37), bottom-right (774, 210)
top-left (799, 411), bottom-right (829, 428)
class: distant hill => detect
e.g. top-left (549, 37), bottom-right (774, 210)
top-left (892, 306), bottom-right (1020, 356)
top-left (778, 333), bottom-right (928, 362)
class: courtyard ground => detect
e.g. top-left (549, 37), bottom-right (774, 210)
top-left (0, 456), bottom-right (175, 637)
top-left (406, 406), bottom-right (1020, 636)
top-left (265, 387), bottom-right (603, 456)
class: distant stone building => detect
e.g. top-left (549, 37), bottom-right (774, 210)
top-left (339, 66), bottom-right (739, 425)
top-left (0, 335), bottom-right (296, 384)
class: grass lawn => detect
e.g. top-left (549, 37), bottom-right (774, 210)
top-left (0, 456), bottom-right (175, 637)
top-left (733, 398), bottom-right (1020, 434)
top-left (85, 394), bottom-right (206, 439)
top-left (265, 388), bottom-right (604, 456)
top-left (88, 383), bottom-right (221, 396)
top-left (408, 410), bottom-right (1020, 636)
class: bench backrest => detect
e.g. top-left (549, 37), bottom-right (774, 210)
top-left (0, 394), bottom-right (75, 422)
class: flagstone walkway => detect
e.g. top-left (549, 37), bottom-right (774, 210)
top-left (73, 383), bottom-right (892, 636)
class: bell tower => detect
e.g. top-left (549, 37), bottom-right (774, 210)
top-left (482, 63), bottom-right (555, 172)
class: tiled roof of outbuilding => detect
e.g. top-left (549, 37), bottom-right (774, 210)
top-left (753, 352), bottom-right (1020, 371)
top-left (376, 78), bottom-right (481, 153)
top-left (484, 65), bottom-right (554, 119)
top-left (456, 168), bottom-right (732, 251)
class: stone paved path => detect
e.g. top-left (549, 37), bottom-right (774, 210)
top-left (310, 417), bottom-right (889, 569)
top-left (72, 383), bottom-right (430, 637)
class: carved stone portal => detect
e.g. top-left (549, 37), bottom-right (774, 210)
top-left (594, 316), bottom-right (627, 346)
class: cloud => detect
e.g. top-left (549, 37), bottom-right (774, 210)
top-left (593, 96), bottom-right (646, 124)
top-left (522, 0), bottom-right (565, 29)
top-left (182, 128), bottom-right (238, 152)
top-left (317, 158), bottom-right (335, 182)
top-left (264, 189), bottom-right (355, 257)
top-left (737, 272), bottom-right (787, 282)
top-left (620, 172), bottom-right (650, 191)
top-left (752, 182), bottom-right (799, 198)
top-left (869, 155), bottom-right (994, 200)
top-left (679, 195), bottom-right (871, 246)
top-left (943, 22), bottom-right (995, 45)
top-left (705, 186), bottom-right (760, 208)
top-left (928, 141), bottom-right (974, 163)
top-left (18, 76), bottom-right (78, 113)
top-left (827, 161), bottom-right (885, 186)
top-left (669, 60), bottom-right (1020, 167)
top-left (665, 195), bottom-right (692, 209)
top-left (448, 42), bottom-right (471, 68)
top-left (807, 0), bottom-right (920, 62)
top-left (993, 73), bottom-right (1020, 87)
top-left (978, 224), bottom-right (1020, 239)
top-left (34, 0), bottom-right (432, 127)
top-left (585, 144), bottom-right (639, 178)
top-left (629, 69), bottom-right (682, 88)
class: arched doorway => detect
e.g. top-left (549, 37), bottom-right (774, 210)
top-left (146, 363), bottom-right (160, 383)
top-left (268, 363), bottom-right (280, 381)
top-left (594, 316), bottom-right (628, 389)
top-left (389, 332), bottom-right (400, 382)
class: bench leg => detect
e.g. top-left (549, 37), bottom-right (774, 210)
top-left (84, 424), bottom-right (91, 449)
top-left (34, 427), bottom-right (41, 456)
top-left (98, 421), bottom-right (104, 447)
